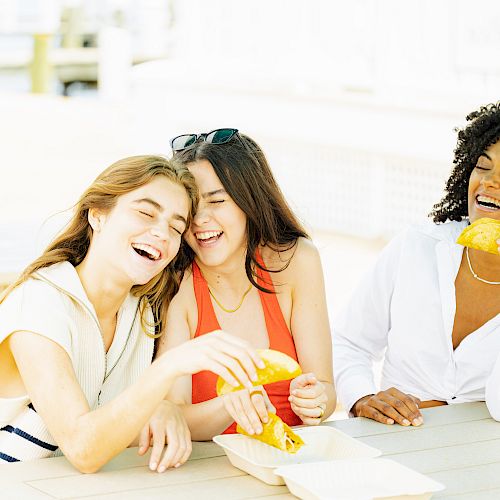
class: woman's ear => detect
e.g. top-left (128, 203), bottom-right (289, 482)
top-left (88, 208), bottom-right (103, 233)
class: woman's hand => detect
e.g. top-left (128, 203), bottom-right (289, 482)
top-left (288, 373), bottom-right (328, 425)
top-left (165, 330), bottom-right (265, 389)
top-left (352, 387), bottom-right (423, 426)
top-left (138, 400), bottom-right (192, 473)
top-left (222, 386), bottom-right (276, 435)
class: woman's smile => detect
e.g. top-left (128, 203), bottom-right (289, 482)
top-left (186, 159), bottom-right (247, 268)
top-left (194, 230), bottom-right (224, 248)
top-left (474, 193), bottom-right (500, 213)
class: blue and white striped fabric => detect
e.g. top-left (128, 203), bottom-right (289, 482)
top-left (0, 403), bottom-right (58, 462)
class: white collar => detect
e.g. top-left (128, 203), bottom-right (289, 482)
top-left (417, 219), bottom-right (469, 244)
top-left (33, 262), bottom-right (139, 328)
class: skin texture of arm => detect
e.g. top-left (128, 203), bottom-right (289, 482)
top-left (283, 238), bottom-right (336, 422)
top-left (8, 331), bottom-right (182, 473)
top-left (156, 289), bottom-right (238, 440)
top-left (8, 327), bottom-right (261, 471)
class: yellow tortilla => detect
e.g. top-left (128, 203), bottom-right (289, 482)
top-left (457, 217), bottom-right (500, 255)
top-left (216, 348), bottom-right (302, 396)
top-left (237, 412), bottom-right (304, 454)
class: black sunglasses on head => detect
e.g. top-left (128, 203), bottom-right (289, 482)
top-left (170, 128), bottom-right (239, 152)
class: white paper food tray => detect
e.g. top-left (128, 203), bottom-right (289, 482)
top-left (213, 426), bottom-right (381, 485)
top-left (275, 458), bottom-right (445, 500)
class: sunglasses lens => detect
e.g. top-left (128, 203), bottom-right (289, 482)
top-left (171, 134), bottom-right (197, 151)
top-left (206, 128), bottom-right (237, 145)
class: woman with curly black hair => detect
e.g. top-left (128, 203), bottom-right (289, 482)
top-left (334, 103), bottom-right (500, 425)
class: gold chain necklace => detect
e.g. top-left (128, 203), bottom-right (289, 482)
top-left (208, 283), bottom-right (253, 313)
top-left (466, 247), bottom-right (500, 285)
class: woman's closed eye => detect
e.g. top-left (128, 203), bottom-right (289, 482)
top-left (209, 199), bottom-right (225, 204)
top-left (139, 210), bottom-right (154, 218)
top-left (476, 156), bottom-right (492, 170)
top-left (171, 225), bottom-right (183, 236)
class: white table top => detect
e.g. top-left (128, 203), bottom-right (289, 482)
top-left (1, 402), bottom-right (498, 499)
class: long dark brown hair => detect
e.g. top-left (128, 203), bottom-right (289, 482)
top-left (1, 155), bottom-right (199, 335)
top-left (174, 133), bottom-right (309, 292)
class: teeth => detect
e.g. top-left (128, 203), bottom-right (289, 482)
top-left (477, 195), bottom-right (500, 208)
top-left (132, 243), bottom-right (160, 260)
top-left (196, 231), bottom-right (222, 240)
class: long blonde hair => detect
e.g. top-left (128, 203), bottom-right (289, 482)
top-left (1, 155), bottom-right (198, 335)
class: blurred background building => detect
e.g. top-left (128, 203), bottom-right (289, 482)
top-left (1, 0), bottom-right (499, 318)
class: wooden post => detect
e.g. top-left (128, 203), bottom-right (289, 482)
top-left (31, 33), bottom-right (53, 93)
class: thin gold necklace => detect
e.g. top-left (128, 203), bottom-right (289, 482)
top-left (208, 283), bottom-right (253, 313)
top-left (466, 247), bottom-right (500, 285)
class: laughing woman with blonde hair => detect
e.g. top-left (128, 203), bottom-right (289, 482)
top-left (0, 155), bottom-right (265, 472)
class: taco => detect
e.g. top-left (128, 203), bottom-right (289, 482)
top-left (236, 412), bottom-right (304, 454)
top-left (216, 348), bottom-right (302, 396)
top-left (456, 217), bottom-right (500, 255)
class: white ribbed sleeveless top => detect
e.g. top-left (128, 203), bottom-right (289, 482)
top-left (0, 261), bottom-right (154, 462)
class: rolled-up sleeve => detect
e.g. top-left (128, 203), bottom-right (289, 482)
top-left (333, 232), bottom-right (403, 414)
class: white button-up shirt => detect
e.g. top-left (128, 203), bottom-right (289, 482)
top-left (333, 220), bottom-right (500, 415)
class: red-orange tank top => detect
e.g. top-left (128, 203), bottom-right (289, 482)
top-left (191, 251), bottom-right (301, 433)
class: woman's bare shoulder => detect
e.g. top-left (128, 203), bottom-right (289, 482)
top-left (166, 267), bottom-right (198, 336)
top-left (260, 237), bottom-right (320, 277)
top-left (169, 268), bottom-right (195, 311)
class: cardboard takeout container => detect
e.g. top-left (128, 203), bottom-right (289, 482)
top-left (213, 426), bottom-right (381, 486)
top-left (275, 458), bottom-right (445, 500)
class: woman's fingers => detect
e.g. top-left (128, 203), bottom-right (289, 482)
top-left (262, 390), bottom-right (276, 414)
top-left (158, 422), bottom-right (191, 472)
top-left (368, 397), bottom-right (411, 425)
top-left (209, 362), bottom-right (240, 388)
top-left (292, 373), bottom-right (317, 390)
top-left (290, 404), bottom-right (324, 418)
top-left (137, 424), bottom-right (151, 455)
top-left (179, 427), bottom-right (193, 466)
top-left (250, 390), bottom-right (269, 423)
top-left (223, 389), bottom-right (272, 435)
top-left (183, 332), bottom-right (265, 388)
top-left (290, 403), bottom-right (322, 425)
top-left (217, 346), bottom-right (258, 385)
top-left (289, 394), bottom-right (327, 409)
top-left (387, 388), bottom-right (422, 421)
top-left (209, 349), bottom-right (255, 389)
top-left (235, 392), bottom-right (264, 434)
top-left (299, 416), bottom-right (322, 426)
top-left (225, 393), bottom-right (257, 435)
top-left (148, 428), bottom-right (166, 471)
top-left (408, 394), bottom-right (422, 407)
top-left (141, 401), bottom-right (192, 473)
top-left (291, 383), bottom-right (323, 399)
top-left (384, 395), bottom-right (422, 425)
top-left (289, 378), bottom-right (327, 422)
top-left (355, 388), bottom-right (424, 426)
top-left (215, 332), bottom-right (265, 369)
top-left (357, 403), bottom-right (395, 425)
top-left (157, 429), bottom-right (179, 472)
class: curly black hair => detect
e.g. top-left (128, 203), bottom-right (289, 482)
top-left (430, 102), bottom-right (500, 223)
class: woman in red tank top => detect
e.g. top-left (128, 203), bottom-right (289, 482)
top-left (155, 130), bottom-right (336, 440)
